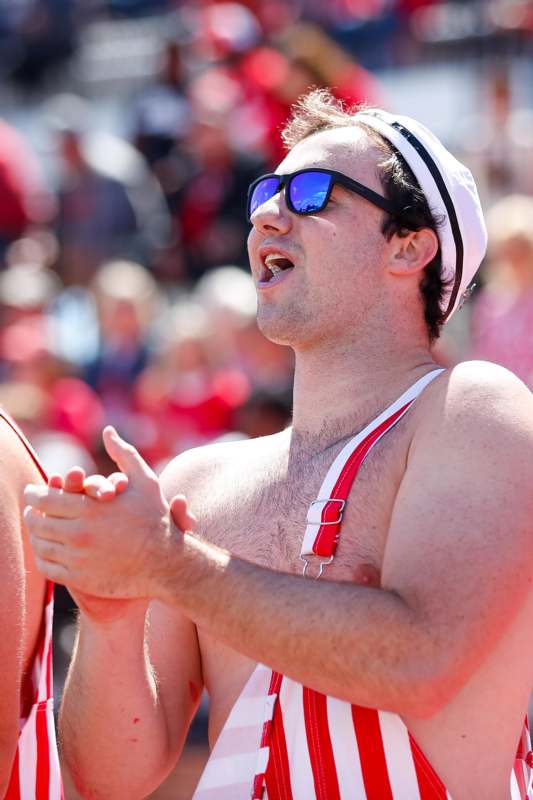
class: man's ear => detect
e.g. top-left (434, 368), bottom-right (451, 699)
top-left (387, 228), bottom-right (439, 276)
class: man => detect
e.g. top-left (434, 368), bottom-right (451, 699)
top-left (26, 90), bottom-right (533, 799)
top-left (0, 409), bottom-right (62, 798)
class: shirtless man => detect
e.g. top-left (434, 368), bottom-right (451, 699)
top-left (25, 91), bottom-right (533, 799)
top-left (0, 410), bottom-right (62, 798)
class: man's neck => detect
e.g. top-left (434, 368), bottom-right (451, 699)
top-left (290, 337), bottom-right (438, 448)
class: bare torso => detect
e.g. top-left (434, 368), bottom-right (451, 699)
top-left (175, 391), bottom-right (533, 799)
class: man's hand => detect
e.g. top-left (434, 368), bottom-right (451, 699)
top-left (48, 463), bottom-right (150, 623)
top-left (24, 426), bottom-right (196, 601)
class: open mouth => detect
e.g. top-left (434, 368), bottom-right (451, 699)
top-left (261, 252), bottom-right (295, 283)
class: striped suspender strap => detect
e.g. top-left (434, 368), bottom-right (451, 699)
top-left (299, 369), bottom-right (445, 576)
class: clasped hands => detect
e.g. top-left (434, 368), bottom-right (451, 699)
top-left (23, 426), bottom-right (196, 603)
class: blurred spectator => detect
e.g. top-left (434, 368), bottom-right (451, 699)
top-left (169, 109), bottom-right (264, 280)
top-left (468, 194), bottom-right (533, 389)
top-left (457, 66), bottom-right (533, 205)
top-left (135, 297), bottom-right (251, 464)
top-left (1, 0), bottom-right (77, 88)
top-left (193, 265), bottom-right (293, 399)
top-left (49, 94), bottom-right (171, 284)
top-left (0, 120), bottom-right (54, 263)
top-left (84, 258), bottom-right (161, 429)
top-left (131, 38), bottom-right (191, 167)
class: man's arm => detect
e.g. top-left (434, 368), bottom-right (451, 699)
top-left (59, 603), bottom-right (202, 800)
top-left (26, 364), bottom-right (533, 719)
top-left (54, 472), bottom-right (203, 800)
top-left (0, 474), bottom-right (25, 795)
top-left (156, 364), bottom-right (533, 717)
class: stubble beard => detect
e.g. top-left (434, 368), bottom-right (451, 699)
top-left (256, 294), bottom-right (316, 347)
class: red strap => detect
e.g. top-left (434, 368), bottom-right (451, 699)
top-left (312, 403), bottom-right (412, 558)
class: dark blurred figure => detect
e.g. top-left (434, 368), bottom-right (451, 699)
top-left (132, 38), bottom-right (191, 168)
top-left (4, 0), bottom-right (77, 89)
top-left (234, 388), bottom-right (291, 439)
top-left (55, 124), bottom-right (138, 284)
top-left (49, 94), bottom-right (171, 284)
top-left (170, 112), bottom-right (264, 281)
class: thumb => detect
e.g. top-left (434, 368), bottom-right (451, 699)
top-left (102, 426), bottom-right (155, 484)
top-left (169, 494), bottom-right (197, 532)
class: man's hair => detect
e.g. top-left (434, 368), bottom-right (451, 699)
top-left (281, 89), bottom-right (448, 340)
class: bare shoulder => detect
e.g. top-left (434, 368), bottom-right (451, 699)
top-left (413, 360), bottom-right (533, 450)
top-left (159, 431), bottom-right (288, 503)
top-left (392, 360), bottom-right (533, 562)
top-left (0, 417), bottom-right (42, 521)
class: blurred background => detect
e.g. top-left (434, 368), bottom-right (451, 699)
top-left (0, 0), bottom-right (532, 796)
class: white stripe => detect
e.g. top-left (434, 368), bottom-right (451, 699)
top-left (378, 712), bottom-right (421, 800)
top-left (510, 768), bottom-right (521, 800)
top-left (326, 695), bottom-right (367, 800)
top-left (18, 704), bottom-right (38, 799)
top-left (280, 679), bottom-right (315, 799)
top-left (301, 369), bottom-right (444, 557)
top-left (196, 750), bottom-right (267, 790)
top-left (225, 695), bottom-right (275, 729)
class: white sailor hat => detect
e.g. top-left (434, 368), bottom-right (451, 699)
top-left (355, 109), bottom-right (487, 321)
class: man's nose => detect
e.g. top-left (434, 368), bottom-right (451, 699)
top-left (250, 192), bottom-right (292, 236)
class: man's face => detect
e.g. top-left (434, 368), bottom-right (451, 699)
top-left (247, 126), bottom-right (391, 350)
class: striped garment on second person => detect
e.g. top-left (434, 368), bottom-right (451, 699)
top-left (2, 411), bottom-right (63, 800)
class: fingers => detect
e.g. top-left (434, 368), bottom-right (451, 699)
top-left (169, 494), bottom-right (197, 532)
top-left (64, 467), bottom-right (87, 493)
top-left (83, 475), bottom-right (119, 501)
top-left (48, 473), bottom-right (64, 490)
top-left (24, 505), bottom-right (81, 543)
top-left (103, 426), bottom-right (155, 484)
top-left (108, 472), bottom-right (129, 495)
top-left (46, 466), bottom-right (128, 503)
top-left (24, 484), bottom-right (86, 519)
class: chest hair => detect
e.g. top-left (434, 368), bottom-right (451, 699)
top-left (193, 426), bottom-right (406, 581)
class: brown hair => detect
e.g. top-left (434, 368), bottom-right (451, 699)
top-left (282, 89), bottom-right (448, 340)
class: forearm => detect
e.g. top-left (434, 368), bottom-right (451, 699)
top-left (160, 535), bottom-right (447, 717)
top-left (60, 612), bottom-right (174, 800)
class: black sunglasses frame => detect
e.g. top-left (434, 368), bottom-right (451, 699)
top-left (247, 167), bottom-right (399, 222)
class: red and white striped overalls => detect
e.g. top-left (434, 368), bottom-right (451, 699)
top-left (193, 371), bottom-right (533, 800)
top-left (2, 412), bottom-right (63, 800)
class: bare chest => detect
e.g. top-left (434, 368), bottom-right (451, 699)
top-left (193, 426), bottom-right (407, 585)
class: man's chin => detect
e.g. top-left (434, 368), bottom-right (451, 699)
top-left (256, 312), bottom-right (295, 346)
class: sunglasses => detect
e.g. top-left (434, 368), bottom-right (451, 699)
top-left (247, 167), bottom-right (399, 222)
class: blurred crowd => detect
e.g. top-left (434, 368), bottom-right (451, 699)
top-left (1, 2), bottom-right (532, 796)
top-left (1, 0), bottom-right (533, 703)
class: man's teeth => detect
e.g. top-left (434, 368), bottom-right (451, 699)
top-left (263, 253), bottom-right (293, 279)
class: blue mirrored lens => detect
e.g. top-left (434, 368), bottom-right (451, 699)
top-left (289, 171), bottom-right (331, 213)
top-left (249, 177), bottom-right (281, 217)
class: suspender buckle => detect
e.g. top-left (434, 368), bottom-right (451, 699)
top-left (300, 554), bottom-right (334, 580)
top-left (307, 498), bottom-right (346, 525)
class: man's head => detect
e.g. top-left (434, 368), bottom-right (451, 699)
top-left (247, 89), bottom-right (486, 345)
